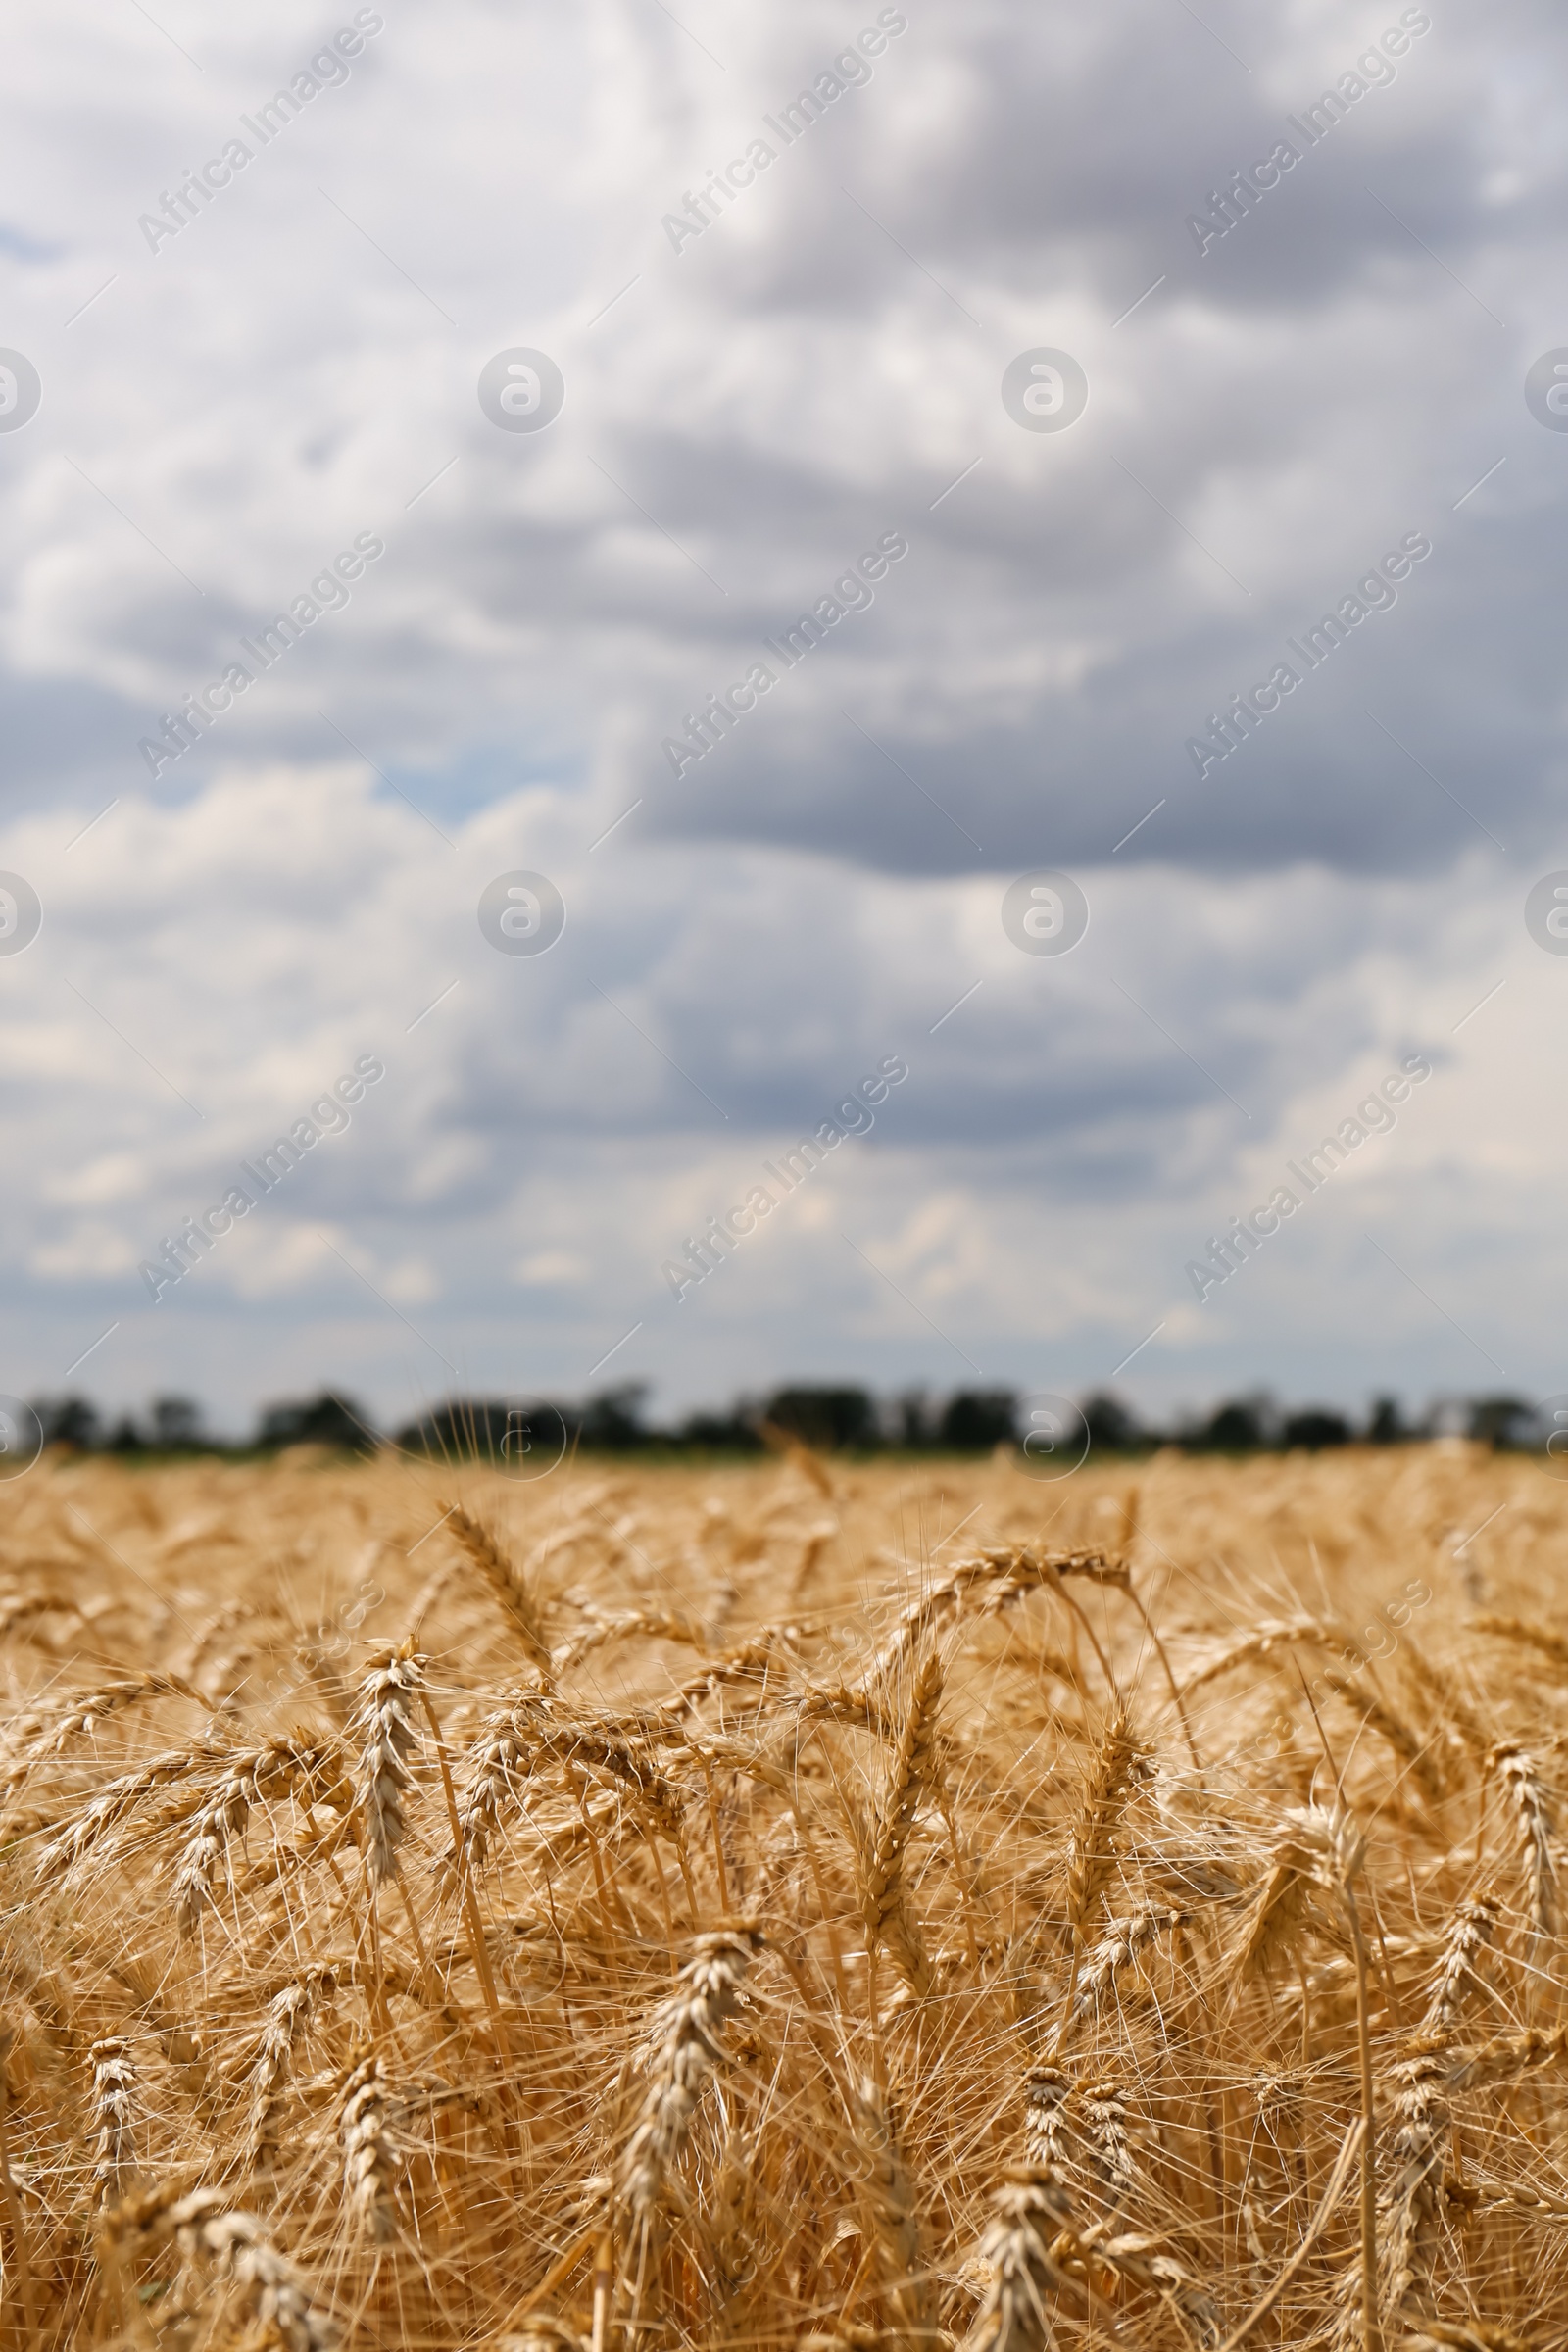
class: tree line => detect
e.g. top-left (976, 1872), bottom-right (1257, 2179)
top-left (14, 1382), bottom-right (1554, 1458)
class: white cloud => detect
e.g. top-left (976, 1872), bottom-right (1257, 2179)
top-left (514, 1250), bottom-right (590, 1285)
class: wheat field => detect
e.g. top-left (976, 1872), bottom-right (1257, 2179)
top-left (1, 1436), bottom-right (1565, 2352)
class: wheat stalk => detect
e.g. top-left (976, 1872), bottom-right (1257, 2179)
top-left (849, 2073), bottom-right (932, 2340)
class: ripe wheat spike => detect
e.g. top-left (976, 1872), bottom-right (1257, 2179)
top-left (856, 1639), bottom-right (944, 2001)
top-left (1490, 1743), bottom-right (1557, 1934)
top-left (445, 1502), bottom-right (555, 1679)
top-left (339, 2050), bottom-right (400, 2241)
top-left (969, 2167), bottom-right (1077, 2352)
top-left (354, 1645), bottom-right (424, 1890)
top-left (103, 2181), bottom-right (336, 2349)
top-left (88, 2035), bottom-right (136, 2203)
top-left (617, 1927), bottom-right (763, 2224)
top-left (1420, 1892), bottom-right (1501, 2035)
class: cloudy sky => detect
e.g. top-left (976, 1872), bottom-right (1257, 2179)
top-left (2, 0), bottom-right (1565, 1438)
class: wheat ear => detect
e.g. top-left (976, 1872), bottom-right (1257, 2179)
top-left (1472, 1613), bottom-right (1568, 1671)
top-left (1319, 1669), bottom-right (1447, 1804)
top-left (103, 2180), bottom-right (336, 2350)
top-left (2, 1671), bottom-right (210, 1791)
top-left (1236, 1805), bottom-right (1381, 2348)
top-left (1083, 2218), bottom-right (1222, 2346)
top-left (1490, 1745), bottom-right (1556, 1934)
top-left (1384, 2040), bottom-right (1450, 2322)
top-left (970, 2167), bottom-right (1076, 2352)
top-left (1065, 1712), bottom-right (1145, 1934)
top-left (1076, 2078), bottom-right (1139, 2208)
top-left (1022, 2067), bottom-right (1075, 2175)
top-left (446, 1504), bottom-right (554, 1680)
top-left (858, 1642), bottom-right (944, 2002)
top-left (89, 2035), bottom-right (136, 2203)
top-left (1071, 1903), bottom-right (1186, 2021)
top-left (247, 1974), bottom-right (329, 2177)
top-left (1177, 1616), bottom-right (1344, 1697)
top-left (1446, 2023), bottom-right (1568, 2092)
top-left (1237, 1806), bottom-right (1338, 1984)
top-left (1420, 1893), bottom-right (1501, 2035)
top-left (618, 1927), bottom-right (763, 2221)
top-left (354, 1644), bottom-right (425, 1889)
top-left (1057, 1709), bottom-right (1148, 2032)
top-left (1396, 1639), bottom-right (1490, 1764)
top-left (339, 2051), bottom-right (399, 2240)
top-left (34, 1743), bottom-right (212, 1881)
top-left (437, 1697), bottom-right (542, 1891)
top-left (1018, 2076), bottom-right (1216, 2346)
top-left (553, 1606), bottom-right (708, 1677)
top-left (172, 1739), bottom-right (331, 1936)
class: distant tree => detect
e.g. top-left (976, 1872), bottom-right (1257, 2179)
top-left (31, 1395), bottom-right (101, 1450)
top-left (1081, 1392), bottom-right (1143, 1452)
top-left (937, 1391), bottom-right (1018, 1450)
top-left (764, 1387), bottom-right (877, 1451)
top-left (576, 1385), bottom-right (651, 1450)
top-left (892, 1389), bottom-right (934, 1448)
top-left (257, 1392), bottom-right (376, 1452)
top-left (1468, 1395), bottom-right (1536, 1450)
top-left (677, 1408), bottom-right (765, 1452)
top-left (396, 1398), bottom-right (513, 1458)
top-left (1365, 1396), bottom-right (1408, 1445)
top-left (105, 1414), bottom-right (145, 1452)
top-left (397, 1396), bottom-right (588, 1465)
top-left (1282, 1408), bottom-right (1352, 1450)
top-left (1191, 1396), bottom-right (1272, 1451)
top-left (151, 1395), bottom-right (205, 1450)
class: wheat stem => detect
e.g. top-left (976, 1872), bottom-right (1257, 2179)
top-left (0, 2027), bottom-right (37, 2352)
